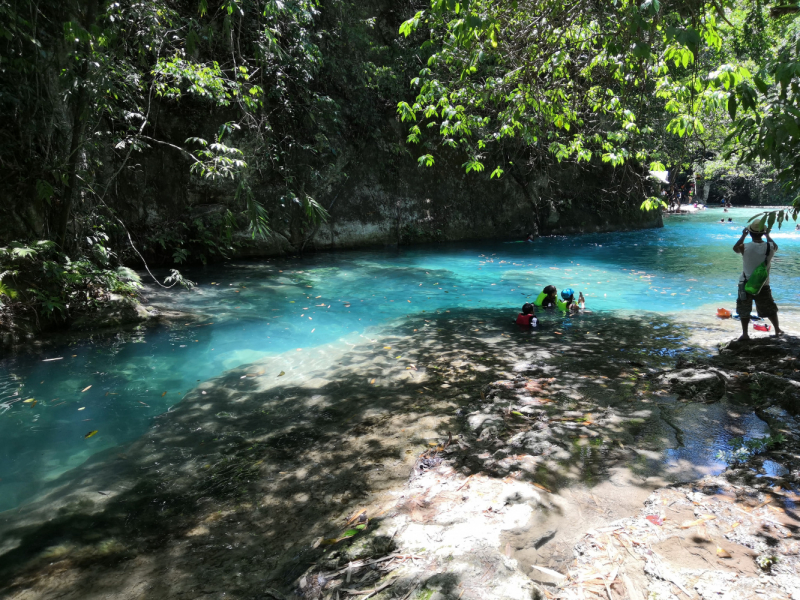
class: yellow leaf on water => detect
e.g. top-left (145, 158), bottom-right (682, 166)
top-left (23, 398), bottom-right (35, 403)
top-left (78, 407), bottom-right (85, 411)
top-left (81, 385), bottom-right (92, 392)
top-left (161, 391), bottom-right (167, 397)
top-left (31, 400), bottom-right (37, 407)
top-left (278, 371), bottom-right (285, 377)
top-left (370, 379), bottom-right (376, 384)
top-left (384, 346), bottom-right (391, 349)
top-left (84, 430), bottom-right (98, 439)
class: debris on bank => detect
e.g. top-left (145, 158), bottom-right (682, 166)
top-left (291, 358), bottom-right (800, 600)
top-left (562, 476), bottom-right (800, 600)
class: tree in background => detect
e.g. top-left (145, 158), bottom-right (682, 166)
top-left (0, 0), bottom-right (417, 327)
top-left (395, 0), bottom-right (800, 225)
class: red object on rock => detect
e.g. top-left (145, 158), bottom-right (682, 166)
top-left (646, 515), bottom-right (664, 526)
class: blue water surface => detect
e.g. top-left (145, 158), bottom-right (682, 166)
top-left (1, 207), bottom-right (798, 510)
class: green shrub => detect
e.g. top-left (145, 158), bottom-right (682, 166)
top-left (0, 239), bottom-right (142, 326)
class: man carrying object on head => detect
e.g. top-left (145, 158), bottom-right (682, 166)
top-left (733, 221), bottom-right (783, 340)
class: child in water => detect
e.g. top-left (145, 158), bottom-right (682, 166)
top-left (534, 285), bottom-right (558, 308)
top-left (561, 288), bottom-right (586, 312)
top-left (516, 303), bottom-right (539, 328)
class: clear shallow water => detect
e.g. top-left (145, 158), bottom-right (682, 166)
top-left (1, 208), bottom-right (798, 511)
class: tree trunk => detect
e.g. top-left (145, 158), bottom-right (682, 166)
top-left (55, 0), bottom-right (99, 249)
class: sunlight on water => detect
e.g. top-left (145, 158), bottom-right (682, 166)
top-left (1, 208), bottom-right (797, 510)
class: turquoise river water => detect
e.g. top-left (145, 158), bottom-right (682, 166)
top-left (1, 208), bottom-right (798, 512)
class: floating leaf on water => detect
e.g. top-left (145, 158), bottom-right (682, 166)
top-left (105, 392), bottom-right (109, 397)
top-left (84, 430), bottom-right (98, 439)
top-left (278, 371), bottom-right (285, 377)
top-left (30, 400), bottom-right (37, 407)
top-left (81, 385), bottom-right (92, 392)
top-left (384, 346), bottom-right (391, 349)
top-left (370, 379), bottom-right (376, 384)
top-left (161, 391), bottom-right (167, 397)
top-left (716, 546), bottom-right (732, 558)
top-left (23, 398), bottom-right (35, 403)
top-left (78, 407), bottom-right (85, 411)
top-left (42, 357), bottom-right (63, 362)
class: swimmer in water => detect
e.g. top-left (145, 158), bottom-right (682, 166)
top-left (515, 303), bottom-right (539, 328)
top-left (534, 285), bottom-right (558, 309)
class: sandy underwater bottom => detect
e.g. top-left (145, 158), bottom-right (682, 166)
top-left (1, 307), bottom-right (800, 600)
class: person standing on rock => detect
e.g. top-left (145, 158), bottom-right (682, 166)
top-left (734, 222), bottom-right (783, 340)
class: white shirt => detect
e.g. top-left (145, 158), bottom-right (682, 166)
top-left (739, 241), bottom-right (777, 284)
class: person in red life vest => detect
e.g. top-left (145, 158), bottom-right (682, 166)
top-left (516, 303), bottom-right (539, 328)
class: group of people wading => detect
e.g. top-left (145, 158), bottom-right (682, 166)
top-left (515, 286), bottom-right (586, 329)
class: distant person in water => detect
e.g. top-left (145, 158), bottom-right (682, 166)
top-left (728, 218), bottom-right (732, 222)
top-left (734, 222), bottom-right (783, 340)
top-left (534, 285), bottom-right (558, 308)
top-left (516, 303), bottom-right (539, 328)
top-left (525, 233), bottom-right (534, 242)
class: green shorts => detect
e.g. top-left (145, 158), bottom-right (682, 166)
top-left (736, 283), bottom-right (778, 319)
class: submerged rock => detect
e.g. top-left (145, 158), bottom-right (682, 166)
top-left (70, 293), bottom-right (158, 331)
top-left (658, 367), bottom-right (728, 402)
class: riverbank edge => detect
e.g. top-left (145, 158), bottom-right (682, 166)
top-left (0, 295), bottom-right (172, 355)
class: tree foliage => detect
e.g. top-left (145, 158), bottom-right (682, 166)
top-left (396, 0), bottom-right (800, 224)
